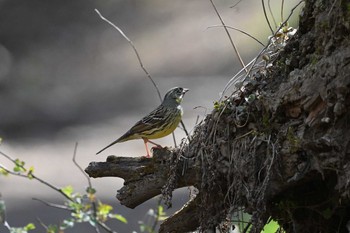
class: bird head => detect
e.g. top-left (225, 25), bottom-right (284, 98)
top-left (162, 87), bottom-right (189, 106)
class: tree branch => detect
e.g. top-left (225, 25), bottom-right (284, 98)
top-left (85, 148), bottom-right (197, 208)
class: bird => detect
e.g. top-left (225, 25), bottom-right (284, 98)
top-left (96, 87), bottom-right (189, 157)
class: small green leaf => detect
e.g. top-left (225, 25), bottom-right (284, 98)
top-left (61, 185), bottom-right (74, 198)
top-left (47, 224), bottom-right (59, 233)
top-left (109, 214), bottom-right (128, 223)
top-left (0, 168), bottom-right (9, 176)
top-left (13, 159), bottom-right (26, 173)
top-left (27, 166), bottom-right (35, 180)
top-left (158, 216), bottom-right (168, 221)
top-left (98, 203), bottom-right (113, 215)
top-left (46, 225), bottom-right (59, 233)
top-left (24, 223), bottom-right (35, 231)
top-left (262, 219), bottom-right (280, 233)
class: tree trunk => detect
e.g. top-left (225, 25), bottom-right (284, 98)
top-left (86, 0), bottom-right (350, 232)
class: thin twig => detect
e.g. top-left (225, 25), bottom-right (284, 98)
top-left (328, 0), bottom-right (338, 16)
top-left (0, 150), bottom-right (73, 201)
top-left (207, 25), bottom-right (265, 47)
top-left (72, 142), bottom-right (91, 187)
top-left (32, 198), bottom-right (71, 211)
top-left (261, 0), bottom-right (274, 34)
top-left (180, 120), bottom-right (190, 143)
top-left (209, 0), bottom-right (247, 73)
top-left (281, 0), bottom-right (285, 22)
top-left (97, 221), bottom-right (118, 233)
top-left (95, 9), bottom-right (161, 101)
top-left (243, 221), bottom-right (252, 233)
top-left (219, 0), bottom-right (304, 99)
top-left (1, 149), bottom-right (113, 233)
top-left (95, 9), bottom-right (188, 146)
top-left (37, 218), bottom-right (49, 231)
top-left (72, 143), bottom-right (101, 233)
top-left (230, 0), bottom-right (243, 8)
top-left (268, 0), bottom-right (277, 28)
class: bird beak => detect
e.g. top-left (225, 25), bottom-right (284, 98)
top-left (183, 88), bottom-right (189, 94)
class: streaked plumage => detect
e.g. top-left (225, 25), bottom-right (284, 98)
top-left (96, 87), bottom-right (189, 157)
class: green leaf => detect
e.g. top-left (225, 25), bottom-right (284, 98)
top-left (262, 220), bottom-right (280, 233)
top-left (46, 224), bottom-right (59, 233)
top-left (24, 223), bottom-right (35, 231)
top-left (0, 168), bottom-right (9, 176)
top-left (13, 159), bottom-right (26, 173)
top-left (109, 213), bottom-right (128, 223)
top-left (27, 166), bottom-right (35, 180)
top-left (61, 185), bottom-right (74, 198)
top-left (98, 203), bottom-right (113, 215)
top-left (157, 205), bottom-right (167, 221)
top-left (158, 216), bottom-right (168, 221)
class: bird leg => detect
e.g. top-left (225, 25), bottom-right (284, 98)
top-left (142, 138), bottom-right (151, 158)
top-left (142, 138), bottom-right (163, 158)
top-left (147, 139), bottom-right (163, 148)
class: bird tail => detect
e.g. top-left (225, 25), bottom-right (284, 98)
top-left (96, 138), bottom-right (120, 155)
top-left (96, 132), bottom-right (132, 155)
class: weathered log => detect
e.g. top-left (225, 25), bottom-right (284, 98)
top-left (85, 147), bottom-right (197, 208)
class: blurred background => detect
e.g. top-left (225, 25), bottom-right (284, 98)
top-left (0, 0), bottom-right (301, 232)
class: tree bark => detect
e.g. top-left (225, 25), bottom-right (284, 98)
top-left (86, 0), bottom-right (350, 232)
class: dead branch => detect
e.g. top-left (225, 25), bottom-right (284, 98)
top-left (85, 148), bottom-right (197, 208)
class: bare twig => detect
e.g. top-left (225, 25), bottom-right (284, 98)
top-left (97, 221), bottom-right (118, 233)
top-left (94, 9), bottom-right (190, 146)
top-left (37, 218), bottom-right (49, 231)
top-left (207, 25), bottom-right (265, 47)
top-left (243, 221), bottom-right (252, 233)
top-left (0, 150), bottom-right (74, 201)
top-left (281, 0), bottom-right (285, 22)
top-left (32, 198), bottom-right (71, 211)
top-left (219, 0), bottom-right (304, 100)
top-left (261, 0), bottom-right (274, 34)
top-left (95, 9), bottom-right (161, 101)
top-left (72, 143), bottom-right (92, 187)
top-left (72, 143), bottom-right (101, 233)
top-left (268, 0), bottom-right (277, 28)
top-left (230, 0), bottom-right (243, 8)
top-left (209, 0), bottom-right (247, 73)
top-left (328, 0), bottom-right (338, 16)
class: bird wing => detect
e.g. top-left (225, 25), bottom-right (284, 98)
top-left (127, 105), bottom-right (169, 135)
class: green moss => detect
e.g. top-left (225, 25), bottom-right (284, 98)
top-left (310, 54), bottom-right (319, 65)
top-left (286, 126), bottom-right (301, 153)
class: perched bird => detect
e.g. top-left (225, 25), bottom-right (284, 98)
top-left (96, 87), bottom-right (189, 157)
